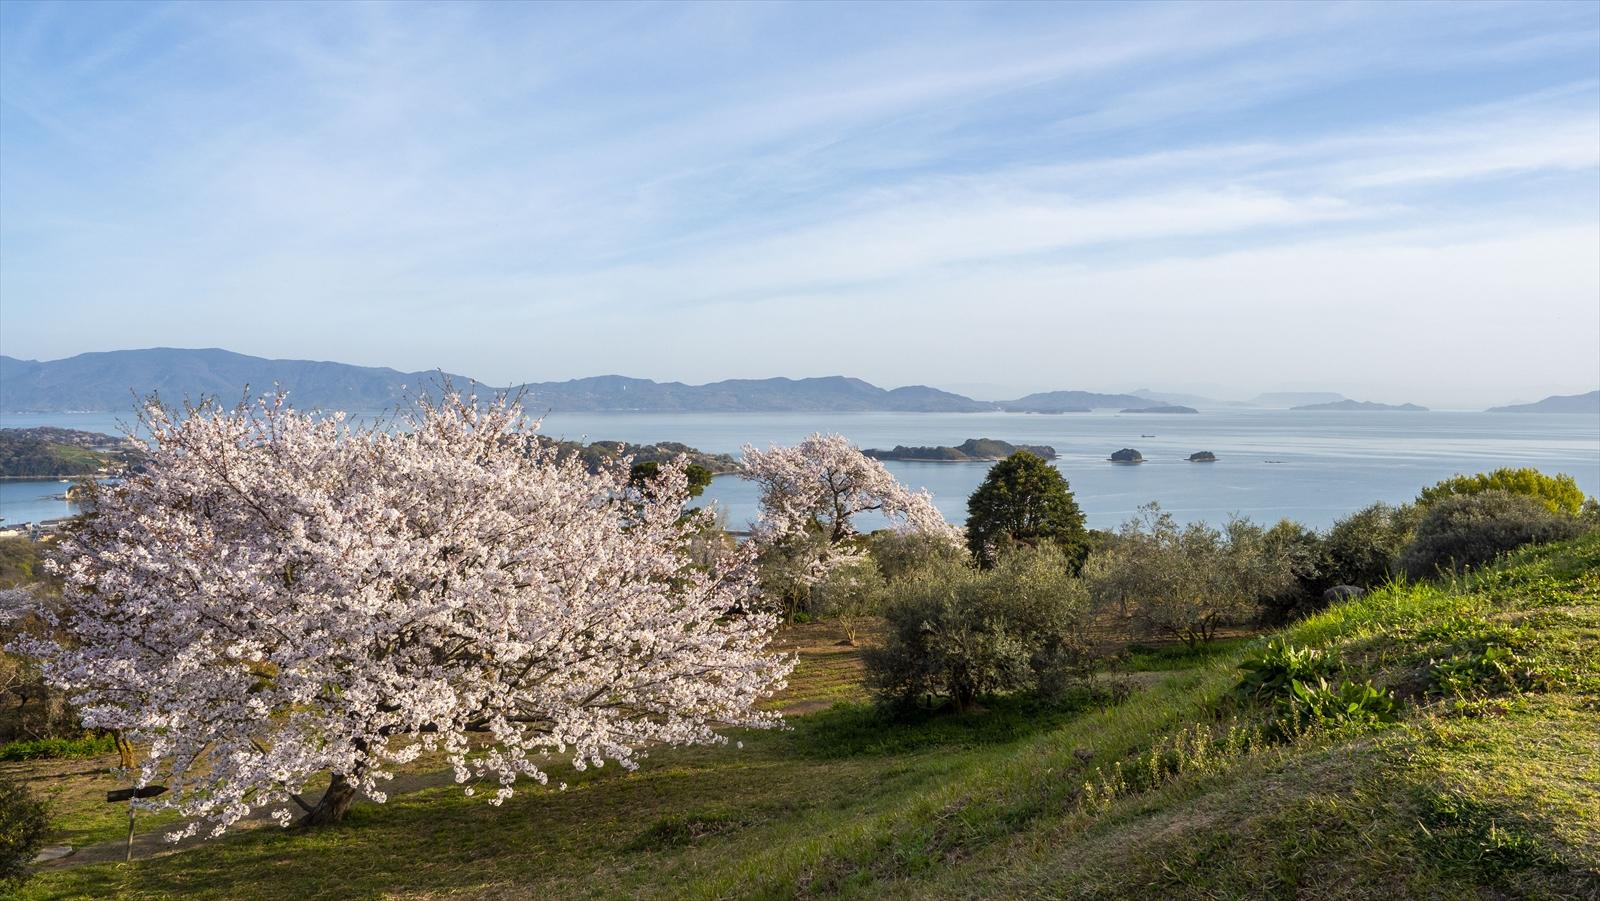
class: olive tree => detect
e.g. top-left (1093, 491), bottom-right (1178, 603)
top-left (1085, 504), bottom-right (1295, 647)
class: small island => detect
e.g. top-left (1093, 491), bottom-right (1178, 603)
top-left (1120, 405), bottom-right (1198, 414)
top-left (864, 438), bottom-right (1058, 462)
top-left (1188, 451), bottom-right (1217, 462)
top-left (1108, 448), bottom-right (1144, 464)
top-left (545, 438), bottom-right (740, 474)
top-left (1291, 400), bottom-right (1428, 412)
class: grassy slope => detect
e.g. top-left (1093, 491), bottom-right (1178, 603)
top-left (20, 536), bottom-right (1600, 899)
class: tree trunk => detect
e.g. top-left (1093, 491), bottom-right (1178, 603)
top-left (300, 773), bottom-right (358, 827)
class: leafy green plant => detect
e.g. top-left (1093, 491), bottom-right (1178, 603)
top-left (0, 732), bottom-right (115, 761)
top-left (1429, 644), bottom-right (1562, 699)
top-left (1234, 639), bottom-right (1334, 702)
top-left (1280, 677), bottom-right (1398, 729)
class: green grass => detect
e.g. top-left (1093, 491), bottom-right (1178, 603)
top-left (17, 533), bottom-right (1600, 899)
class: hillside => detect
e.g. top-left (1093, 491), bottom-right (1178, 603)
top-left (0, 428), bottom-right (142, 479)
top-left (1488, 391), bottom-right (1600, 414)
top-left (24, 533), bottom-right (1594, 898)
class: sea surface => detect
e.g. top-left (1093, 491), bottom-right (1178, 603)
top-left (3, 409), bottom-right (1597, 532)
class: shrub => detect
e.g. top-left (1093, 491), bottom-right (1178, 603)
top-left (1321, 502), bottom-right (1418, 588)
top-left (1083, 506), bottom-right (1296, 647)
top-left (864, 548), bottom-right (1098, 711)
top-left (1418, 468), bottom-right (1587, 516)
top-left (0, 776), bottom-right (48, 890)
top-left (867, 529), bottom-right (968, 583)
top-left (1397, 491), bottom-right (1586, 581)
top-left (809, 559), bottom-right (885, 645)
top-left (1258, 519), bottom-right (1327, 620)
top-left (965, 452), bottom-right (1089, 570)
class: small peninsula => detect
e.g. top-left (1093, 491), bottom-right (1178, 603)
top-left (1108, 448), bottom-right (1144, 464)
top-left (1120, 405), bottom-right (1198, 414)
top-left (864, 438), bottom-right (1058, 462)
top-left (1486, 391), bottom-right (1599, 414)
top-left (0, 428), bottom-right (144, 479)
top-left (1292, 400), bottom-right (1428, 412)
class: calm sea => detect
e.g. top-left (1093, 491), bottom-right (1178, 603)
top-left (3, 409), bottom-right (1597, 532)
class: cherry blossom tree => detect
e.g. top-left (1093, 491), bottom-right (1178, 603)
top-left (14, 393), bottom-right (791, 838)
top-left (740, 434), bottom-right (961, 593)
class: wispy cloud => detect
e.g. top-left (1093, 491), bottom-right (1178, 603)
top-left (0, 0), bottom-right (1595, 405)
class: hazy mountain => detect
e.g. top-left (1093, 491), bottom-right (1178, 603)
top-left (1486, 391), bottom-right (1600, 414)
top-left (997, 390), bottom-right (1149, 413)
top-left (0, 348), bottom-right (464, 413)
top-left (1131, 388), bottom-right (1227, 407)
top-left (517, 374), bottom-right (988, 412)
top-left (1250, 391), bottom-right (1346, 408)
top-left (1292, 400), bottom-right (1428, 412)
top-left (0, 349), bottom-right (989, 414)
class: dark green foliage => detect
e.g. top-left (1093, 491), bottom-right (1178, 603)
top-left (863, 438), bottom-right (1057, 462)
top-left (0, 776), bottom-right (48, 890)
top-left (629, 460), bottom-right (713, 498)
top-left (964, 451), bottom-right (1088, 570)
top-left (1397, 490), bottom-right (1586, 580)
top-left (864, 548), bottom-right (1099, 711)
top-left (1321, 502), bottom-right (1419, 588)
top-left (1258, 519), bottom-right (1326, 620)
top-left (1418, 467), bottom-right (1588, 516)
top-left (0, 733), bottom-right (115, 761)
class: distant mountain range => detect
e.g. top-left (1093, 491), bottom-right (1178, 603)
top-left (2, 349), bottom-right (1591, 415)
top-left (0, 349), bottom-right (991, 414)
top-left (1250, 392), bottom-right (1348, 408)
top-left (1292, 400), bottom-right (1429, 412)
top-left (1486, 391), bottom-right (1600, 414)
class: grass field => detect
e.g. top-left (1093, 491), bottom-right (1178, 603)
top-left (14, 534), bottom-right (1600, 899)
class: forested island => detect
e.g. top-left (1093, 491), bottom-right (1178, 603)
top-left (863, 438), bottom-right (1058, 462)
top-left (1120, 405), bottom-right (1198, 414)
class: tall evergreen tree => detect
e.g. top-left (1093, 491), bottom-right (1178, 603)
top-left (965, 451), bottom-right (1089, 569)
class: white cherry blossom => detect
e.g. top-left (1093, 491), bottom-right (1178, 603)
top-left (16, 392), bottom-right (791, 837)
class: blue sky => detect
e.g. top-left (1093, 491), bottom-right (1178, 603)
top-left (1, 0), bottom-right (1596, 406)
